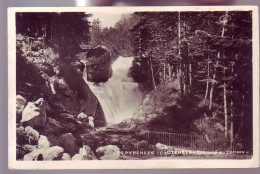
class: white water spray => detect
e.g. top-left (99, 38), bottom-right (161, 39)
top-left (83, 56), bottom-right (143, 125)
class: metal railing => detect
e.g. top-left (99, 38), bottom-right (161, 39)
top-left (144, 131), bottom-right (238, 151)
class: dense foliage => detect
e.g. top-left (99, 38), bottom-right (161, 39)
top-left (16, 12), bottom-right (93, 110)
top-left (89, 13), bottom-right (139, 61)
top-left (129, 11), bottom-right (253, 151)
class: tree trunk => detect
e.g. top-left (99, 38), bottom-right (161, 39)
top-left (209, 11), bottom-right (228, 111)
top-left (209, 61), bottom-right (217, 111)
top-left (236, 82), bottom-right (245, 139)
top-left (178, 11), bottom-right (183, 96)
top-left (189, 58), bottom-right (192, 86)
top-left (230, 63), bottom-right (234, 147)
top-left (150, 57), bottom-right (157, 90)
top-left (223, 67), bottom-right (228, 138)
top-left (168, 64), bottom-right (172, 81)
top-left (163, 62), bottom-right (166, 81)
top-left (230, 96), bottom-right (234, 147)
top-left (177, 66), bottom-right (183, 96)
top-left (204, 61), bottom-right (210, 105)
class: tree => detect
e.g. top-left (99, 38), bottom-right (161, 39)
top-left (130, 10), bottom-right (253, 151)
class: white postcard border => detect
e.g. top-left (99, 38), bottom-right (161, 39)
top-left (8, 6), bottom-right (259, 169)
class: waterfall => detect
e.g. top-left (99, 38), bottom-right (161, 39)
top-left (83, 56), bottom-right (143, 125)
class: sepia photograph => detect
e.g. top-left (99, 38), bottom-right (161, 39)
top-left (8, 6), bottom-right (259, 169)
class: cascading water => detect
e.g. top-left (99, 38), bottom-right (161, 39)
top-left (83, 56), bottom-right (143, 125)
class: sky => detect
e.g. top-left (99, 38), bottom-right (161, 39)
top-left (89, 12), bottom-right (124, 28)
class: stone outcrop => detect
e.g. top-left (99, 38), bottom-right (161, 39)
top-left (37, 135), bottom-right (51, 149)
top-left (23, 145), bottom-right (64, 161)
top-left (72, 145), bottom-right (97, 160)
top-left (21, 98), bottom-right (47, 128)
top-left (62, 153), bottom-right (71, 160)
top-left (41, 146), bottom-right (64, 161)
top-left (23, 149), bottom-right (43, 161)
top-left (24, 126), bottom-right (40, 145)
top-left (16, 95), bottom-right (27, 122)
top-left (133, 140), bottom-right (150, 151)
top-left (96, 145), bottom-right (120, 160)
top-left (85, 45), bottom-right (112, 83)
top-left (77, 112), bottom-right (88, 124)
top-left (60, 133), bottom-right (78, 157)
top-left (45, 117), bottom-right (64, 135)
top-left (80, 131), bottom-right (109, 150)
top-left (23, 144), bottom-right (37, 153)
top-left (16, 95), bottom-right (27, 114)
top-left (16, 125), bottom-right (27, 145)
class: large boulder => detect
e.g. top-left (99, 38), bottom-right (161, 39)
top-left (37, 135), bottom-right (51, 149)
top-left (60, 133), bottom-right (78, 157)
top-left (72, 145), bottom-right (97, 160)
top-left (155, 143), bottom-right (174, 152)
top-left (21, 98), bottom-right (47, 128)
top-left (16, 95), bottom-right (27, 122)
top-left (45, 117), bottom-right (64, 135)
top-left (71, 154), bottom-right (82, 160)
top-left (133, 140), bottom-right (150, 151)
top-left (16, 144), bottom-right (36, 160)
top-left (96, 145), bottom-right (120, 160)
top-left (24, 126), bottom-right (40, 145)
top-left (23, 146), bottom-right (64, 161)
top-left (16, 95), bottom-right (27, 113)
top-left (85, 45), bottom-right (112, 83)
top-left (41, 146), bottom-right (64, 161)
top-left (62, 153), bottom-right (71, 160)
top-left (23, 144), bottom-right (37, 153)
top-left (23, 149), bottom-right (43, 161)
top-left (77, 112), bottom-right (88, 124)
top-left (80, 131), bottom-right (109, 150)
top-left (16, 125), bottom-right (27, 145)
top-left (55, 113), bottom-right (84, 133)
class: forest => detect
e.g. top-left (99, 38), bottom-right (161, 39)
top-left (92, 11), bottom-right (253, 152)
top-left (15, 10), bottom-right (253, 161)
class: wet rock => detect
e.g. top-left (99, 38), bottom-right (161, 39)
top-left (119, 137), bottom-right (135, 151)
top-left (110, 138), bottom-right (120, 145)
top-left (56, 113), bottom-right (79, 133)
top-left (45, 117), bottom-right (64, 135)
top-left (71, 154), bottom-right (82, 160)
top-left (81, 145), bottom-right (97, 160)
top-left (41, 146), bottom-right (64, 161)
top-left (71, 145), bottom-right (97, 160)
top-left (37, 135), bottom-right (51, 149)
top-left (62, 153), bottom-right (71, 160)
top-left (23, 144), bottom-right (37, 153)
top-left (16, 95), bottom-right (27, 122)
top-left (60, 133), bottom-right (78, 157)
top-left (134, 140), bottom-right (150, 151)
top-left (23, 146), bottom-right (64, 161)
top-left (23, 149), bottom-right (43, 161)
top-left (16, 145), bottom-right (26, 160)
top-left (147, 113), bottom-right (159, 120)
top-left (21, 98), bottom-right (47, 128)
top-left (25, 126), bottom-right (40, 145)
top-left (16, 125), bottom-right (27, 145)
top-left (88, 116), bottom-right (94, 128)
top-left (86, 45), bottom-right (112, 83)
top-left (47, 134), bottom-right (61, 147)
top-left (155, 143), bottom-right (168, 151)
top-left (106, 119), bottom-right (138, 133)
top-left (96, 145), bottom-right (120, 160)
top-left (17, 144), bottom-right (37, 160)
top-left (155, 143), bottom-right (174, 151)
top-left (77, 112), bottom-right (88, 123)
top-left (16, 95), bottom-right (27, 114)
top-left (80, 131), bottom-right (106, 150)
